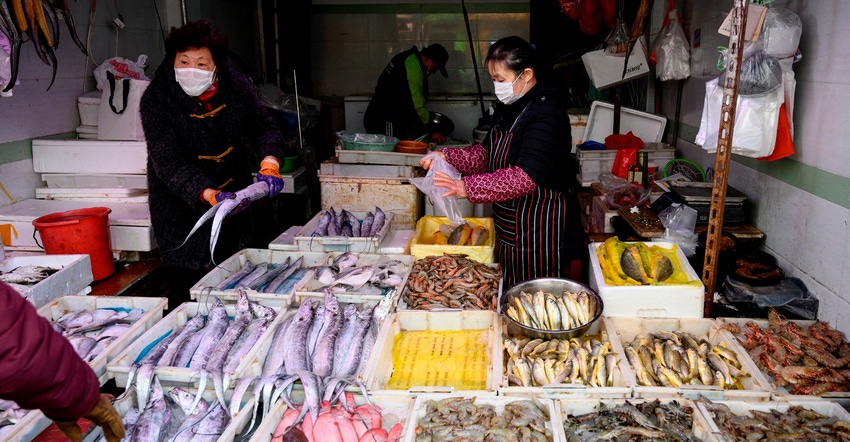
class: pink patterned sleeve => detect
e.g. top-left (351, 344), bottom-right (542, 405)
top-left (441, 144), bottom-right (488, 175)
top-left (463, 166), bottom-right (537, 204)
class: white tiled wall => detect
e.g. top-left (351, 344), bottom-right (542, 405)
top-left (310, 12), bottom-right (529, 97)
top-left (668, 1), bottom-right (850, 334)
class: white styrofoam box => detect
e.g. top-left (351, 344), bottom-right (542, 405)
top-left (498, 318), bottom-right (633, 400)
top-left (267, 225), bottom-right (302, 251)
top-left (76, 124), bottom-right (98, 139)
top-left (320, 159), bottom-right (418, 179)
top-left (377, 229), bottom-right (415, 255)
top-left (588, 241), bottom-right (704, 318)
top-left (0, 199), bottom-right (155, 252)
top-left (293, 252), bottom-right (414, 319)
top-left (584, 101), bottom-right (667, 145)
top-left (42, 173), bottom-right (148, 189)
top-left (100, 383), bottom-right (253, 442)
top-left (1, 254), bottom-right (93, 308)
top-left (366, 310), bottom-right (502, 394)
top-left (404, 394), bottom-right (558, 442)
top-left (37, 296), bottom-right (167, 383)
top-left (78, 91), bottom-right (102, 126)
top-left (189, 248), bottom-right (328, 302)
top-left (0, 409), bottom-right (52, 442)
top-left (335, 149), bottom-right (425, 166)
top-left (577, 146), bottom-right (676, 187)
top-left (604, 316), bottom-right (773, 401)
top-left (249, 392), bottom-right (415, 442)
top-left (32, 139), bottom-right (147, 174)
top-left (35, 187), bottom-right (147, 200)
top-left (107, 300), bottom-right (288, 389)
top-left (696, 400), bottom-right (850, 442)
top-left (714, 317), bottom-right (850, 405)
top-left (554, 397), bottom-right (715, 442)
top-left (319, 175), bottom-right (422, 230)
top-left (294, 210), bottom-right (394, 253)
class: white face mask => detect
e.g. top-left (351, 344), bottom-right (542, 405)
top-left (494, 71), bottom-right (527, 105)
top-left (174, 67), bottom-right (215, 96)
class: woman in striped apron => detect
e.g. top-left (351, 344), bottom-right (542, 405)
top-left (421, 36), bottom-right (586, 289)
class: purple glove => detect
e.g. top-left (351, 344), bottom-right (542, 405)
top-left (214, 191), bottom-right (251, 215)
top-left (214, 191), bottom-right (237, 204)
top-left (258, 160), bottom-right (285, 197)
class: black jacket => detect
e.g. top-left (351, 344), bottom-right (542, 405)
top-left (140, 59), bottom-right (285, 269)
top-left (363, 46), bottom-right (429, 140)
top-left (487, 81), bottom-right (577, 194)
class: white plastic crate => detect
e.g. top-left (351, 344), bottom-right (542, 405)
top-left (2, 254), bottom-right (93, 308)
top-left (335, 149), bottom-right (425, 166)
top-left (577, 146), bottom-right (675, 187)
top-left (294, 210), bottom-right (394, 253)
top-left (190, 248), bottom-right (328, 302)
top-left (588, 241), bottom-right (704, 318)
top-left (41, 173), bottom-right (148, 189)
top-left (32, 139), bottom-right (147, 174)
top-left (497, 318), bottom-right (633, 400)
top-left (404, 394), bottom-right (558, 442)
top-left (555, 397), bottom-right (715, 442)
top-left (320, 159), bottom-right (418, 178)
top-left (38, 296), bottom-right (167, 384)
top-left (366, 310), bottom-right (503, 394)
top-left (696, 400), bottom-right (850, 442)
top-left (107, 300), bottom-right (288, 389)
top-left (319, 175), bottom-right (422, 230)
top-left (714, 317), bottom-right (850, 405)
top-left (605, 316), bottom-right (773, 401)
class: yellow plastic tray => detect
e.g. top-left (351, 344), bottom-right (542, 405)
top-left (410, 216), bottom-right (495, 263)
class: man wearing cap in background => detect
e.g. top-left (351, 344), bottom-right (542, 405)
top-left (364, 44), bottom-right (450, 144)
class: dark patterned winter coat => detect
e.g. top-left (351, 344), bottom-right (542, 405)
top-left (141, 59), bottom-right (285, 270)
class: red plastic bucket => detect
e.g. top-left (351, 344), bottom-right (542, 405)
top-left (32, 207), bottom-right (114, 281)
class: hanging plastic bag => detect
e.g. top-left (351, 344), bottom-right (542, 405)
top-left (410, 152), bottom-right (465, 225)
top-left (93, 55), bottom-right (150, 92)
top-left (762, 7), bottom-right (802, 72)
top-left (652, 9), bottom-right (690, 81)
top-left (605, 18), bottom-right (631, 56)
top-left (0, 33), bottom-right (14, 96)
top-left (652, 203), bottom-right (698, 256)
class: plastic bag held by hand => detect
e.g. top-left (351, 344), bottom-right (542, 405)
top-left (410, 151), bottom-right (465, 225)
top-left (652, 203), bottom-right (699, 256)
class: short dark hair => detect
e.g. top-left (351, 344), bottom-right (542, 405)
top-left (485, 36), bottom-right (539, 76)
top-left (165, 20), bottom-right (229, 67)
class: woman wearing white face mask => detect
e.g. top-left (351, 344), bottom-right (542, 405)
top-left (140, 20), bottom-right (287, 299)
top-left (419, 36), bottom-right (585, 289)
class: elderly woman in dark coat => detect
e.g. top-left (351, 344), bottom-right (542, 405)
top-left (141, 20), bottom-right (286, 291)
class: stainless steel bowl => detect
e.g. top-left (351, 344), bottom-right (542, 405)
top-left (500, 278), bottom-right (604, 340)
top-left (429, 112), bottom-right (455, 136)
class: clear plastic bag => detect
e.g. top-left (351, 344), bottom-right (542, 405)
top-left (652, 203), bottom-right (699, 256)
top-left (94, 55), bottom-right (150, 91)
top-left (653, 9), bottom-right (690, 81)
top-left (604, 183), bottom-right (650, 209)
top-left (410, 152), bottom-right (465, 225)
top-left (605, 19), bottom-right (631, 56)
top-left (762, 7), bottom-right (802, 62)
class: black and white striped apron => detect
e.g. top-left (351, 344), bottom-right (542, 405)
top-left (489, 105), bottom-right (569, 290)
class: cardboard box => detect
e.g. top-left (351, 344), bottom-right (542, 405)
top-left (588, 241), bottom-right (704, 318)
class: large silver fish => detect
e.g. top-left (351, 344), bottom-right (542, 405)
top-left (311, 290), bottom-right (342, 378)
top-left (331, 266), bottom-right (374, 290)
top-left (283, 300), bottom-right (314, 375)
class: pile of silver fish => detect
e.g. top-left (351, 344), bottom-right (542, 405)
top-left (311, 206), bottom-right (386, 238)
top-left (221, 290), bottom-right (379, 437)
top-left (414, 397), bottom-right (552, 442)
top-left (1, 264), bottom-right (58, 296)
top-left (505, 290), bottom-right (598, 331)
top-left (53, 307), bottom-right (144, 362)
top-left (623, 330), bottom-right (750, 389)
top-left (699, 397), bottom-right (850, 441)
top-left (563, 399), bottom-right (700, 442)
top-left (115, 379), bottom-right (231, 442)
top-left (270, 392), bottom-right (404, 442)
top-left (304, 252), bottom-right (408, 297)
top-left (214, 256), bottom-right (309, 294)
top-left (504, 335), bottom-right (619, 388)
top-left (404, 254), bottom-right (502, 310)
top-left (126, 291), bottom-right (276, 414)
